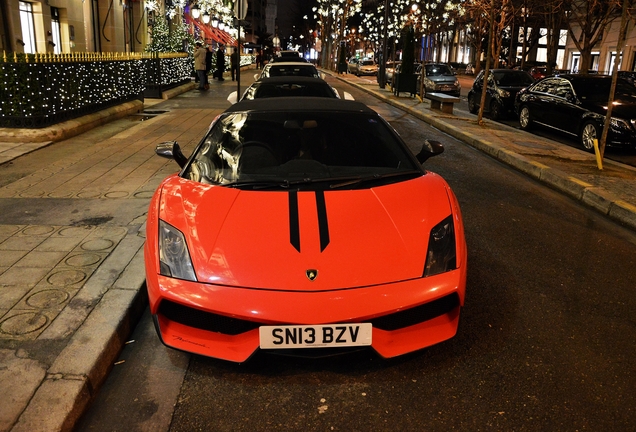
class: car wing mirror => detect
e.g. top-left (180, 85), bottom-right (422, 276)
top-left (253, 73), bottom-right (260, 80)
top-left (343, 91), bottom-right (355, 100)
top-left (155, 141), bottom-right (188, 168)
top-left (227, 91), bottom-right (238, 104)
top-left (416, 140), bottom-right (444, 163)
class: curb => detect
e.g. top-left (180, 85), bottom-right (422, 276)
top-left (10, 233), bottom-right (148, 431)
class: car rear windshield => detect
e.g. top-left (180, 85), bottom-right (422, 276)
top-left (361, 60), bottom-right (375, 66)
top-left (572, 78), bottom-right (636, 101)
top-left (264, 65), bottom-right (319, 78)
top-left (492, 71), bottom-right (534, 87)
top-left (247, 83), bottom-right (336, 99)
top-left (182, 111), bottom-right (421, 189)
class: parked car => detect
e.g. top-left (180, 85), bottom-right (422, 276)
top-left (145, 97), bottom-right (467, 363)
top-left (418, 63), bottom-right (461, 97)
top-left (515, 74), bottom-right (636, 150)
top-left (355, 59), bottom-right (378, 76)
top-left (384, 60), bottom-right (401, 84)
top-left (227, 76), bottom-right (353, 104)
top-left (467, 69), bottom-right (535, 120)
top-left (347, 57), bottom-right (360, 74)
top-left (270, 51), bottom-right (307, 63)
top-left (618, 71), bottom-right (636, 86)
top-left (528, 66), bottom-right (570, 80)
top-left (255, 62), bottom-right (320, 80)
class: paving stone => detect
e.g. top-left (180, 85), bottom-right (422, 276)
top-left (13, 251), bottom-right (68, 268)
top-left (0, 285), bottom-right (32, 311)
top-left (0, 236), bottom-right (47, 251)
top-left (0, 267), bottom-right (50, 287)
top-left (34, 236), bottom-right (84, 252)
top-left (0, 250), bottom-right (28, 267)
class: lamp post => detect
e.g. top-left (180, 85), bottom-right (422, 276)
top-left (379, 0), bottom-right (389, 88)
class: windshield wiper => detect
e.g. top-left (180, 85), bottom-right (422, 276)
top-left (225, 179), bottom-right (291, 189)
top-left (329, 170), bottom-right (421, 189)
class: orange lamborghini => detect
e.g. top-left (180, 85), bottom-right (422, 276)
top-left (144, 98), bottom-right (467, 362)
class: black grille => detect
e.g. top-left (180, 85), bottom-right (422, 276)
top-left (159, 293), bottom-right (460, 336)
top-left (369, 293), bottom-right (460, 331)
top-left (158, 300), bottom-right (261, 335)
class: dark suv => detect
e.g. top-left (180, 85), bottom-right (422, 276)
top-left (515, 74), bottom-right (636, 150)
top-left (467, 69), bottom-right (534, 120)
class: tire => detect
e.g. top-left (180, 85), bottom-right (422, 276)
top-left (468, 94), bottom-right (478, 114)
top-left (580, 121), bottom-right (600, 151)
top-left (490, 101), bottom-right (503, 121)
top-left (518, 105), bottom-right (533, 131)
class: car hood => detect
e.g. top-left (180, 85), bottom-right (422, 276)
top-left (428, 75), bottom-right (456, 83)
top-left (158, 175), bottom-right (453, 291)
top-left (580, 97), bottom-right (636, 119)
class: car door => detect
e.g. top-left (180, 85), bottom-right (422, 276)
top-left (550, 79), bottom-right (585, 135)
top-left (525, 78), bottom-right (559, 125)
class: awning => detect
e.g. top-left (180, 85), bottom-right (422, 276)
top-left (186, 16), bottom-right (237, 46)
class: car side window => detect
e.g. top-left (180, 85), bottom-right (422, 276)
top-left (530, 78), bottom-right (553, 94)
top-left (553, 81), bottom-right (575, 101)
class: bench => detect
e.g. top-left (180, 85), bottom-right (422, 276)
top-left (426, 92), bottom-right (460, 114)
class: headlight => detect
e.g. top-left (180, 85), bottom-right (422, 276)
top-left (496, 87), bottom-right (510, 98)
top-left (610, 117), bottom-right (631, 131)
top-left (423, 215), bottom-right (457, 277)
top-left (159, 220), bottom-right (197, 281)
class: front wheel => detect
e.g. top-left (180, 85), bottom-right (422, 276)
top-left (580, 121), bottom-right (600, 151)
top-left (468, 94), bottom-right (478, 114)
top-left (519, 106), bottom-right (533, 130)
top-left (490, 101), bottom-right (503, 121)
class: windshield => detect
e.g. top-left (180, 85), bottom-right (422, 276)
top-left (425, 64), bottom-right (453, 76)
top-left (361, 60), bottom-right (375, 66)
top-left (182, 111), bottom-right (421, 190)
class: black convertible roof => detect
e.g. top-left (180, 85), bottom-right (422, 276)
top-left (225, 97), bottom-right (375, 114)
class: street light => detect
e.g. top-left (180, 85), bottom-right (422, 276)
top-left (191, 4), bottom-right (200, 19)
top-left (379, 0), bottom-right (390, 88)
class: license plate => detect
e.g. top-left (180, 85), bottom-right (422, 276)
top-left (259, 323), bottom-right (372, 349)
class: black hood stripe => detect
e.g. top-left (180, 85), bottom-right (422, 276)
top-left (289, 191), bottom-right (301, 252)
top-left (288, 191), bottom-right (330, 253)
top-left (315, 191), bottom-right (330, 252)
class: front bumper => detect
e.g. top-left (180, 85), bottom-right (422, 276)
top-left (146, 269), bottom-right (466, 363)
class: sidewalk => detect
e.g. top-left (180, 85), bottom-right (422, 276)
top-left (1, 68), bottom-right (636, 432)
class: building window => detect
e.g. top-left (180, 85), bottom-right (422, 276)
top-left (51, 7), bottom-right (62, 54)
top-left (19, 1), bottom-right (36, 53)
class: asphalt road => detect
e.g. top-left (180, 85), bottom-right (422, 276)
top-left (77, 74), bottom-right (636, 431)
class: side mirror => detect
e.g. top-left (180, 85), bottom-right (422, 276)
top-left (155, 141), bottom-right (188, 168)
top-left (227, 91), bottom-right (238, 104)
top-left (253, 73), bottom-right (260, 80)
top-left (343, 92), bottom-right (355, 100)
top-left (416, 140), bottom-right (444, 163)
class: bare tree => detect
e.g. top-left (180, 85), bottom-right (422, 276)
top-left (566, 0), bottom-right (622, 74)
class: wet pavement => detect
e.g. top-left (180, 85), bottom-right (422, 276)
top-left (0, 67), bottom-right (635, 431)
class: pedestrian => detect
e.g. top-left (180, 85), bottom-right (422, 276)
top-left (205, 44), bottom-right (214, 87)
top-left (194, 42), bottom-right (207, 90)
top-left (216, 44), bottom-right (226, 81)
top-left (255, 51), bottom-right (262, 69)
top-left (231, 49), bottom-right (238, 81)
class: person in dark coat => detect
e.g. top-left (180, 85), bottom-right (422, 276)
top-left (230, 49), bottom-right (238, 81)
top-left (216, 45), bottom-right (226, 81)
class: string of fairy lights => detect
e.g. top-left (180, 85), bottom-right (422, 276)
top-left (0, 54), bottom-right (191, 128)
